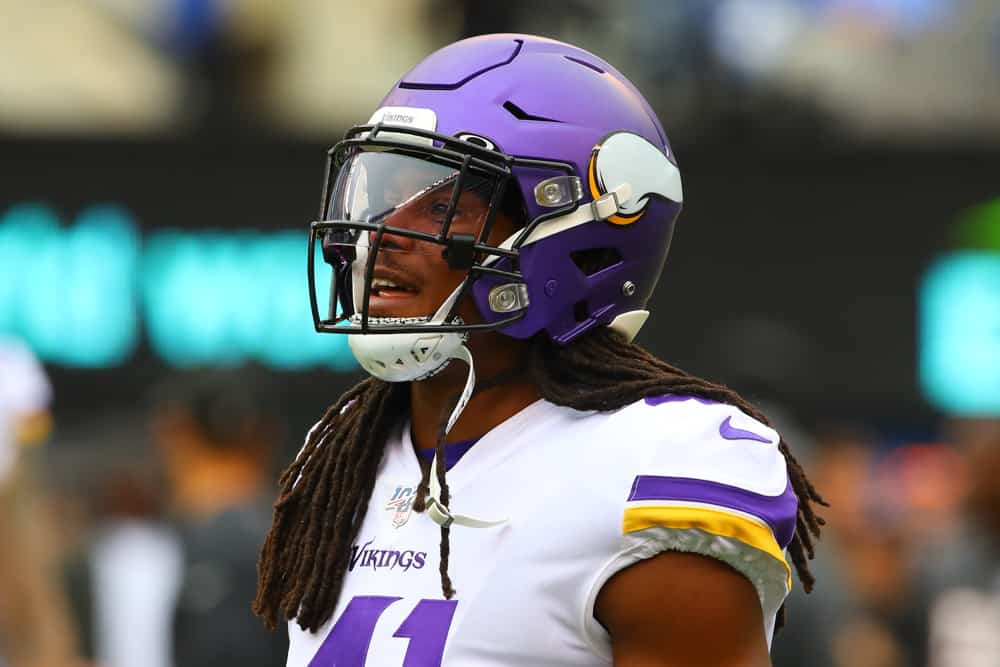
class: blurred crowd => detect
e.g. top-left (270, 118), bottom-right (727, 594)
top-left (0, 347), bottom-right (287, 667)
top-left (1, 0), bottom-right (998, 140)
top-left (772, 422), bottom-right (999, 667)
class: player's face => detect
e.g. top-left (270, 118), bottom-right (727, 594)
top-left (364, 169), bottom-right (513, 320)
top-left (326, 150), bottom-right (517, 321)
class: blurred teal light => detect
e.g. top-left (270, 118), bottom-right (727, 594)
top-left (920, 252), bottom-right (1000, 416)
top-left (0, 204), bottom-right (355, 370)
top-left (0, 204), bottom-right (139, 367)
top-left (142, 229), bottom-right (355, 370)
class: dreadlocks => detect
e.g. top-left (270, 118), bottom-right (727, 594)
top-left (255, 327), bottom-right (826, 633)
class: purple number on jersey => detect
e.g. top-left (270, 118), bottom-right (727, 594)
top-left (394, 599), bottom-right (458, 667)
top-left (309, 596), bottom-right (401, 666)
top-left (308, 596), bottom-right (459, 666)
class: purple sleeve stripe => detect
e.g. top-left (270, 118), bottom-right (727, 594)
top-left (627, 475), bottom-right (798, 548)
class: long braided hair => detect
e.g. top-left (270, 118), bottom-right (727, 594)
top-left (254, 327), bottom-right (826, 632)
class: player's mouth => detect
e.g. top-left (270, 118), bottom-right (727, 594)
top-left (371, 277), bottom-right (417, 298)
top-left (368, 268), bottom-right (423, 313)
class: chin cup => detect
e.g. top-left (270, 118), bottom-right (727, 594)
top-left (347, 315), bottom-right (468, 382)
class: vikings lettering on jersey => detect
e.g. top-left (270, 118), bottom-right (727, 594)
top-left (287, 395), bottom-right (795, 666)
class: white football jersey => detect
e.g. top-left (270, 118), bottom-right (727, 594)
top-left (287, 394), bottom-right (796, 666)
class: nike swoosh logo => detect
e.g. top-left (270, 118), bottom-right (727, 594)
top-left (719, 416), bottom-right (772, 444)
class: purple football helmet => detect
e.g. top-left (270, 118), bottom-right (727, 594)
top-left (308, 33), bottom-right (683, 348)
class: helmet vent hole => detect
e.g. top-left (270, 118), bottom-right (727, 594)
top-left (570, 247), bottom-right (623, 277)
top-left (564, 55), bottom-right (605, 74)
top-left (502, 101), bottom-right (561, 123)
top-left (573, 300), bottom-right (590, 323)
top-left (456, 133), bottom-right (496, 151)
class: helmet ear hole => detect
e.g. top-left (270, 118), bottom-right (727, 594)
top-left (570, 247), bottom-right (622, 277)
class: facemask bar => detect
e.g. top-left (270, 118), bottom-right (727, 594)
top-left (307, 122), bottom-right (581, 336)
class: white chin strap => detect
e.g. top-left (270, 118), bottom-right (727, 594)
top-left (442, 344), bottom-right (475, 434)
top-left (425, 448), bottom-right (509, 529)
top-left (424, 346), bottom-right (508, 530)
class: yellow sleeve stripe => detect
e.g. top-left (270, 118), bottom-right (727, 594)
top-left (623, 505), bottom-right (792, 589)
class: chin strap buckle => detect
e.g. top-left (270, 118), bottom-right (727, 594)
top-left (426, 497), bottom-right (456, 529)
top-left (425, 440), bottom-right (508, 529)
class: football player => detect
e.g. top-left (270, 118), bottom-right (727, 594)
top-left (255, 34), bottom-right (826, 666)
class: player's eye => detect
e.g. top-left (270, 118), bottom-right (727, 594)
top-left (429, 201), bottom-right (454, 223)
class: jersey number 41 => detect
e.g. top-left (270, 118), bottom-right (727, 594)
top-left (309, 595), bottom-right (458, 666)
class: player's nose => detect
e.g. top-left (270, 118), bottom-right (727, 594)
top-left (368, 226), bottom-right (417, 254)
top-left (371, 207), bottom-right (434, 252)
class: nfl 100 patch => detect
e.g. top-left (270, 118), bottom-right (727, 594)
top-left (385, 484), bottom-right (417, 528)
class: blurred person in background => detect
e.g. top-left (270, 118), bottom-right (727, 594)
top-left (0, 337), bottom-right (83, 667)
top-left (76, 453), bottom-right (181, 667)
top-left (153, 369), bottom-right (288, 667)
top-left (773, 427), bottom-right (931, 667)
top-left (919, 418), bottom-right (1000, 666)
top-left (66, 369), bottom-right (287, 667)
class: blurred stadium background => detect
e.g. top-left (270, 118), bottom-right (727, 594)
top-left (1, 1), bottom-right (999, 666)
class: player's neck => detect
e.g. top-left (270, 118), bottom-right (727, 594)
top-left (409, 333), bottom-right (539, 451)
